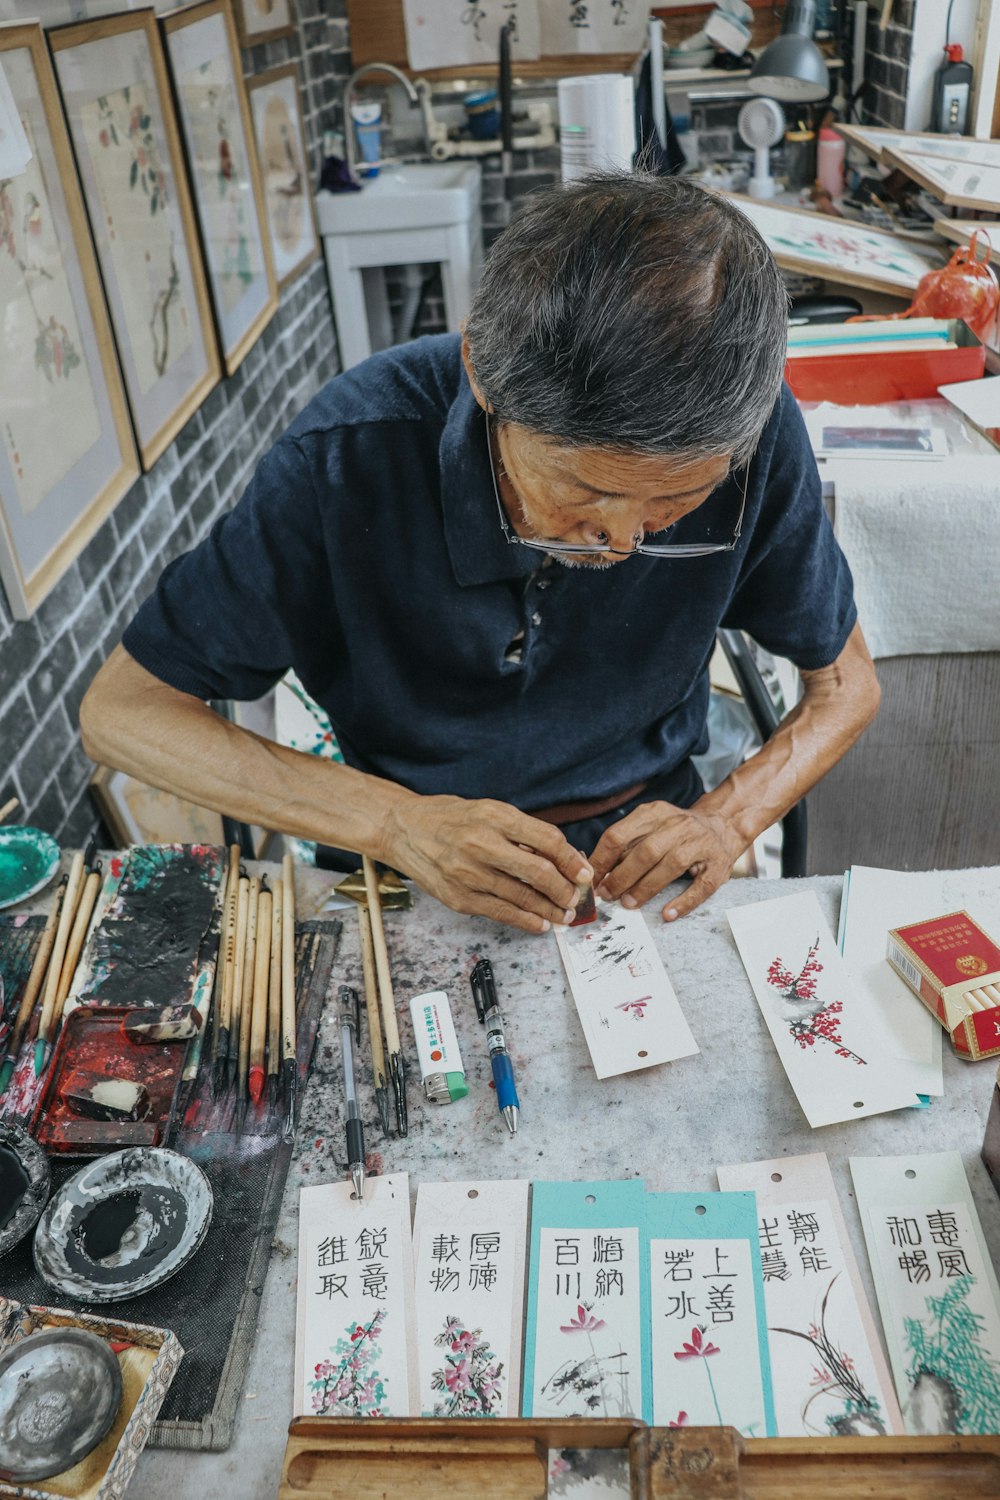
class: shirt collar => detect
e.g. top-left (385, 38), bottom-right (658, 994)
top-left (439, 376), bottom-right (539, 587)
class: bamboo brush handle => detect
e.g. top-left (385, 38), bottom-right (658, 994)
top-left (359, 907), bottom-right (387, 1079)
top-left (37, 852), bottom-right (85, 1041)
top-left (362, 855), bottom-right (400, 1055)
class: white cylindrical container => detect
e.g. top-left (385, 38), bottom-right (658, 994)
top-left (558, 75), bottom-right (636, 182)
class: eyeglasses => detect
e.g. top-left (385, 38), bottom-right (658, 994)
top-left (485, 408), bottom-right (748, 558)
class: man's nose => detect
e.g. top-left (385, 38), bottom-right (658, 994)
top-left (579, 520), bottom-right (643, 553)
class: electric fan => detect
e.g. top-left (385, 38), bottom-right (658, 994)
top-left (737, 97), bottom-right (786, 199)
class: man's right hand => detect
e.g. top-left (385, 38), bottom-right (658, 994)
top-left (384, 793), bottom-right (593, 934)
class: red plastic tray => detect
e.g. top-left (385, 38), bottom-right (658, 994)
top-left (786, 319), bottom-right (985, 403)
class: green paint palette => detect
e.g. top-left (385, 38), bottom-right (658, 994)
top-left (0, 827), bottom-right (60, 910)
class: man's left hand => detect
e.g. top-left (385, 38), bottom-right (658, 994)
top-left (589, 801), bottom-right (744, 921)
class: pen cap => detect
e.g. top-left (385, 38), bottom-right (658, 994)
top-left (408, 990), bottom-right (468, 1104)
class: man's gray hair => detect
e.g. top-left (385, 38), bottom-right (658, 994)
top-left (465, 171), bottom-right (788, 465)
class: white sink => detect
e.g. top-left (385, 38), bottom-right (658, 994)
top-left (315, 162), bottom-right (482, 236)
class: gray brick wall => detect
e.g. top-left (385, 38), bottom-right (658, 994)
top-left (862, 0), bottom-right (914, 129)
top-left (0, 0), bottom-right (350, 845)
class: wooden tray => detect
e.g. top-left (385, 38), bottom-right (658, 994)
top-left (279, 1418), bottom-right (1000, 1499)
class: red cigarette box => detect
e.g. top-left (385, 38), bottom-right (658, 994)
top-left (887, 910), bottom-right (1000, 1060)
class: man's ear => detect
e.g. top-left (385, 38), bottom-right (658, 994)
top-left (460, 330), bottom-right (490, 412)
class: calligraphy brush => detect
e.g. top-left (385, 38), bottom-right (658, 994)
top-left (234, 875), bottom-right (260, 1131)
top-left (226, 874), bottom-right (251, 1091)
top-left (49, 855), bottom-right (103, 1052)
top-left (212, 846), bottom-right (240, 1095)
top-left (362, 855), bottom-right (407, 1136)
top-left (34, 849), bottom-right (86, 1075)
top-left (281, 853), bottom-right (297, 1140)
top-left (0, 874), bottom-right (66, 1094)
top-left (358, 906), bottom-right (391, 1138)
top-left (266, 876), bottom-right (283, 1110)
top-left (248, 882), bottom-right (273, 1108)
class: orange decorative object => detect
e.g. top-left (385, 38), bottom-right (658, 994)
top-left (848, 229), bottom-right (999, 343)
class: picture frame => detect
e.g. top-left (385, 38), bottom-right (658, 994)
top-left (244, 62), bottom-right (319, 292)
top-left (49, 10), bottom-right (221, 471)
top-left (0, 22), bottom-right (139, 621)
top-left (726, 194), bottom-right (942, 297)
top-left (89, 763), bottom-right (270, 855)
top-left (880, 148), bottom-right (1000, 213)
top-left (162, 0), bottom-right (278, 374)
top-left (836, 124), bottom-right (1000, 171)
top-left (231, 0), bottom-right (294, 48)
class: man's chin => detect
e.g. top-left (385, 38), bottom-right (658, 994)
top-left (553, 551), bottom-right (624, 572)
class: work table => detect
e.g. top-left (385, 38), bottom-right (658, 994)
top-left (33, 868), bottom-right (1000, 1497)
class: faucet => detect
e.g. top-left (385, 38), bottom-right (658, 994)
top-left (342, 62), bottom-right (422, 181)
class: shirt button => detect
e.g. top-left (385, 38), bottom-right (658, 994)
top-left (531, 611), bottom-right (542, 626)
top-left (536, 579), bottom-right (551, 590)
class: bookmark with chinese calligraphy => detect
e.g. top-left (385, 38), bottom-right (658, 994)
top-left (647, 1191), bottom-right (775, 1436)
top-left (727, 891), bottom-right (924, 1127)
top-left (717, 1153), bottom-right (902, 1437)
top-left (553, 903), bottom-right (698, 1079)
top-left (523, 1179), bottom-right (649, 1420)
top-left (412, 1179), bottom-right (529, 1417)
top-left (850, 1151), bottom-right (1000, 1434)
top-left (294, 1173), bottom-right (416, 1417)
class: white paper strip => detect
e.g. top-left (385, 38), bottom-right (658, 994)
top-left (541, 0), bottom-right (649, 55)
top-left (412, 1179), bottom-right (529, 1417)
top-left (718, 1152), bottom-right (902, 1437)
top-left (727, 891), bottom-right (923, 1127)
top-left (294, 1174), bottom-right (416, 1417)
top-left (850, 1151), bottom-right (1000, 1434)
top-left (553, 902), bottom-right (698, 1079)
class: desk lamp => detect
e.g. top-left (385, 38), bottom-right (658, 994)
top-left (748, 0), bottom-right (830, 103)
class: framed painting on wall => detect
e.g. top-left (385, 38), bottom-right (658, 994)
top-left (0, 22), bottom-right (138, 621)
top-left (162, 0), bottom-right (277, 374)
top-left (49, 9), bottom-right (221, 471)
top-left (231, 0), bottom-right (294, 48)
top-left (89, 764), bottom-right (270, 854)
top-left (245, 62), bottom-right (319, 292)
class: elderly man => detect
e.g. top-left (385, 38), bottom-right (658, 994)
top-left (82, 172), bottom-right (878, 934)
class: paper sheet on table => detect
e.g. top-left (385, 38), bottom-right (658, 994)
top-left (839, 866), bottom-right (943, 1088)
top-left (938, 374), bottom-right (1000, 434)
top-left (728, 891), bottom-right (926, 1128)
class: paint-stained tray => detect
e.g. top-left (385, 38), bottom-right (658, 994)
top-left (30, 1007), bottom-right (187, 1156)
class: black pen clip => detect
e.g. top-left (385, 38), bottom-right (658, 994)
top-left (470, 958), bottom-right (494, 1024)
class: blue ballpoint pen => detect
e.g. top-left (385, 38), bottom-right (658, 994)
top-left (470, 958), bottom-right (519, 1135)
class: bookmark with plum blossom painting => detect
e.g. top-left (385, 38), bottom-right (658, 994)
top-left (850, 1151), bottom-right (1000, 1435)
top-left (294, 1174), bottom-right (416, 1416)
top-left (412, 1180), bottom-right (529, 1417)
top-left (717, 1153), bottom-right (902, 1438)
top-left (553, 902), bottom-right (698, 1079)
top-left (727, 891), bottom-right (924, 1127)
top-left (523, 1179), bottom-right (650, 1420)
top-left (647, 1192), bottom-right (776, 1436)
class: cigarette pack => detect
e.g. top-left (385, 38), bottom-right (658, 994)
top-left (887, 909), bottom-right (1000, 1059)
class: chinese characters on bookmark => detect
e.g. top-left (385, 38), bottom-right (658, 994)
top-left (717, 1153), bottom-right (902, 1438)
top-left (553, 903), bottom-right (698, 1079)
top-left (523, 1179), bottom-right (649, 1420)
top-left (294, 1173), bottom-right (416, 1416)
top-left (412, 1180), bottom-right (529, 1417)
top-left (647, 1192), bottom-right (775, 1436)
top-left (850, 1151), bottom-right (1000, 1434)
top-left (727, 891), bottom-right (923, 1127)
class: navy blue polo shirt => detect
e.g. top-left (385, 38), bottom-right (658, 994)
top-left (124, 334), bottom-right (856, 812)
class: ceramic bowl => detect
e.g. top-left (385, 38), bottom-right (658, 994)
top-left (0, 1327), bottom-right (123, 1482)
top-left (33, 1147), bottom-right (213, 1303)
top-left (0, 1123), bottom-right (51, 1257)
top-left (0, 828), bottom-right (60, 910)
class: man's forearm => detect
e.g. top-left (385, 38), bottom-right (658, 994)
top-left (80, 645), bottom-right (415, 859)
top-left (696, 621), bottom-right (880, 852)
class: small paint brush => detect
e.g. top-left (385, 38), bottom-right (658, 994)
top-left (49, 858), bottom-right (103, 1051)
top-left (226, 875), bottom-right (250, 1092)
top-left (359, 906), bottom-right (391, 1138)
top-left (362, 855), bottom-right (407, 1136)
top-left (281, 854), bottom-right (297, 1140)
top-left (0, 875), bottom-right (66, 1094)
top-left (248, 885), bottom-right (272, 1106)
top-left (34, 850), bottom-right (85, 1075)
top-left (212, 846), bottom-right (240, 1093)
top-left (266, 877), bottom-right (283, 1110)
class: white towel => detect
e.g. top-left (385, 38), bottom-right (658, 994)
top-left (831, 455), bottom-right (1000, 657)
